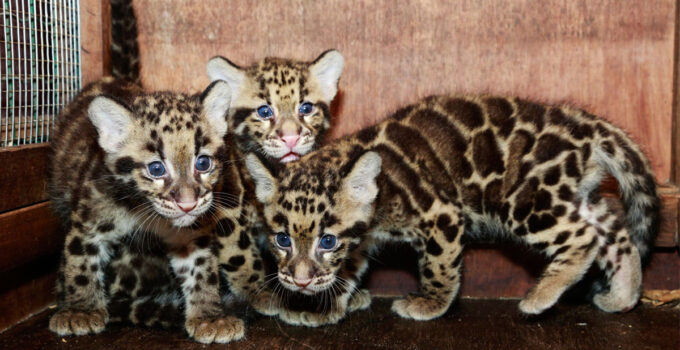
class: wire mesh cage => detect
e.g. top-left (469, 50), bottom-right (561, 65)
top-left (1, 0), bottom-right (81, 148)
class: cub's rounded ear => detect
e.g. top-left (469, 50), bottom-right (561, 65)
top-left (245, 153), bottom-right (277, 204)
top-left (342, 151), bottom-right (382, 205)
top-left (201, 80), bottom-right (231, 138)
top-left (206, 56), bottom-right (245, 101)
top-left (310, 49), bottom-right (344, 102)
top-left (88, 96), bottom-right (134, 154)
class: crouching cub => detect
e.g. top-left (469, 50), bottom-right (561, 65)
top-left (48, 79), bottom-right (244, 343)
top-left (245, 95), bottom-right (659, 326)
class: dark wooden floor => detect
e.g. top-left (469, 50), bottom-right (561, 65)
top-left (0, 298), bottom-right (677, 350)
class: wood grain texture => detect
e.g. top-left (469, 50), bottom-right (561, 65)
top-left (0, 144), bottom-right (49, 213)
top-left (657, 186), bottom-right (680, 246)
top-left (0, 202), bottom-right (63, 272)
top-left (100, 0), bottom-right (112, 76)
top-left (133, 0), bottom-right (676, 182)
top-left (80, 0), bottom-right (108, 84)
top-left (0, 269), bottom-right (56, 332)
top-left (672, 0), bottom-right (680, 184)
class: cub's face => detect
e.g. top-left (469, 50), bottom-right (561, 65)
top-left (88, 81), bottom-right (231, 227)
top-left (207, 50), bottom-right (344, 163)
top-left (245, 151), bottom-right (382, 294)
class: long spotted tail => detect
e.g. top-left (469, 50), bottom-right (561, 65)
top-left (592, 124), bottom-right (660, 265)
top-left (110, 0), bottom-right (140, 84)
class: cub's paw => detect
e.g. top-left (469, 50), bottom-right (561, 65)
top-left (592, 290), bottom-right (639, 313)
top-left (250, 291), bottom-right (281, 316)
top-left (518, 290), bottom-right (560, 315)
top-left (391, 295), bottom-right (448, 321)
top-left (49, 309), bottom-right (108, 336)
top-left (279, 309), bottom-right (344, 327)
top-left (348, 289), bottom-right (372, 312)
top-left (185, 316), bottom-right (245, 344)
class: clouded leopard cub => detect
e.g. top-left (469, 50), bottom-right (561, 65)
top-left (48, 78), bottom-right (244, 343)
top-left (246, 95), bottom-right (659, 326)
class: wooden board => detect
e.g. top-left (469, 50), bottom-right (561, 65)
top-left (80, 0), bottom-right (109, 85)
top-left (657, 186), bottom-right (680, 246)
top-left (0, 270), bottom-right (56, 332)
top-left (133, 0), bottom-right (677, 183)
top-left (0, 202), bottom-right (63, 272)
top-left (0, 144), bottom-right (49, 213)
top-left (673, 0), bottom-right (680, 184)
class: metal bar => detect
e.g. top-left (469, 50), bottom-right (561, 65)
top-left (58, 0), bottom-right (64, 115)
top-left (73, 0), bottom-right (79, 101)
top-left (38, 0), bottom-right (44, 142)
top-left (20, 0), bottom-right (28, 144)
top-left (9, 0), bottom-right (16, 146)
top-left (56, 0), bottom-right (62, 121)
top-left (57, 0), bottom-right (62, 113)
top-left (29, 0), bottom-right (37, 143)
top-left (2, 0), bottom-right (9, 146)
top-left (75, 0), bottom-right (80, 95)
top-left (67, 0), bottom-right (74, 103)
top-left (50, 0), bottom-right (56, 134)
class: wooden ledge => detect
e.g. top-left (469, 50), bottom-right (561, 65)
top-left (0, 299), bottom-right (678, 349)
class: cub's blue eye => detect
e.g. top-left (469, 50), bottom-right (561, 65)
top-left (319, 234), bottom-right (337, 250)
top-left (276, 233), bottom-right (291, 248)
top-left (195, 155), bottom-right (212, 172)
top-left (257, 105), bottom-right (274, 119)
top-left (147, 161), bottom-right (165, 177)
top-left (299, 102), bottom-right (313, 115)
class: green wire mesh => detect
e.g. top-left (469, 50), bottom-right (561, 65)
top-left (1, 0), bottom-right (81, 147)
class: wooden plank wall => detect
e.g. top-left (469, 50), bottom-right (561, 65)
top-left (673, 0), bottom-right (680, 184)
top-left (134, 0), bottom-right (676, 183)
top-left (133, 0), bottom-right (679, 295)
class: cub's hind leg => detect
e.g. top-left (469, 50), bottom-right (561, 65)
top-left (392, 206), bottom-right (464, 321)
top-left (518, 220), bottom-right (600, 315)
top-left (592, 239), bottom-right (641, 312)
top-left (587, 202), bottom-right (642, 312)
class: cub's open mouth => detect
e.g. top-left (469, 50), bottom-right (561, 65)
top-left (280, 152), bottom-right (301, 163)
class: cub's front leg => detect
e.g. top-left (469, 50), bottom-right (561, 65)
top-left (215, 221), bottom-right (279, 316)
top-left (170, 236), bottom-right (244, 344)
top-left (391, 210), bottom-right (465, 321)
top-left (275, 290), bottom-right (371, 327)
top-left (277, 292), bottom-right (352, 327)
top-left (49, 223), bottom-right (115, 336)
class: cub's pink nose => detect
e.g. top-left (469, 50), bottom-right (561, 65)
top-left (293, 277), bottom-right (312, 288)
top-left (281, 135), bottom-right (300, 148)
top-left (176, 201), bottom-right (197, 213)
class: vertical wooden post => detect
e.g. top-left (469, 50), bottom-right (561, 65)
top-left (671, 1), bottom-right (680, 247)
top-left (79, 0), bottom-right (110, 85)
top-left (672, 0), bottom-right (680, 185)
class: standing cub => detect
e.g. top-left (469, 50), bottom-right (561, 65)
top-left (246, 95), bottom-right (659, 325)
top-left (48, 78), bottom-right (243, 343)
